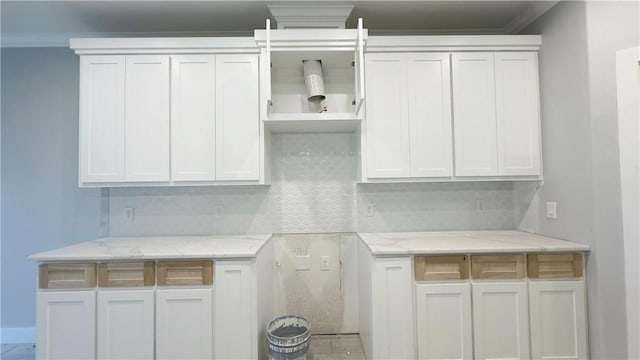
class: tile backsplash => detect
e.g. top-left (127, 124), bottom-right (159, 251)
top-left (109, 133), bottom-right (516, 236)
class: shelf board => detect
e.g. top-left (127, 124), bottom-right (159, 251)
top-left (264, 112), bottom-right (361, 133)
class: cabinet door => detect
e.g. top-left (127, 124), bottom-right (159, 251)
top-left (365, 54), bottom-right (410, 178)
top-left (156, 288), bottom-right (213, 360)
top-left (36, 291), bottom-right (96, 360)
top-left (125, 55), bottom-right (170, 182)
top-left (215, 261), bottom-right (257, 359)
top-left (529, 281), bottom-right (588, 359)
top-left (353, 18), bottom-right (365, 114)
top-left (79, 55), bottom-right (125, 183)
top-left (452, 53), bottom-right (498, 176)
top-left (170, 55), bottom-right (216, 181)
top-left (215, 55), bottom-right (260, 180)
top-left (408, 53), bottom-right (453, 177)
top-left (416, 283), bottom-right (472, 360)
top-left (472, 282), bottom-right (530, 359)
top-left (97, 290), bottom-right (154, 360)
top-left (495, 52), bottom-right (542, 176)
top-left (371, 257), bottom-right (415, 359)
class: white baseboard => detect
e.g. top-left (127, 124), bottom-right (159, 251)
top-left (0, 327), bottom-right (36, 344)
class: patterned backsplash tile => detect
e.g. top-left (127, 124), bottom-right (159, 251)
top-left (109, 133), bottom-right (515, 236)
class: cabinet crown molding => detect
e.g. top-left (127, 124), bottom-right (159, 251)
top-left (70, 37), bottom-right (260, 55)
top-left (365, 35), bottom-right (542, 52)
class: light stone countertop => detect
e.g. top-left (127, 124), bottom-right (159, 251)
top-left (358, 230), bottom-right (590, 256)
top-left (29, 234), bottom-right (272, 261)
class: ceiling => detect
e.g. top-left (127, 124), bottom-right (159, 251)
top-left (1, 1), bottom-right (558, 47)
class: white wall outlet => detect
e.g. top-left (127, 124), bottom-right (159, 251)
top-left (124, 207), bottom-right (134, 221)
top-left (295, 255), bottom-right (311, 271)
top-left (546, 201), bottom-right (558, 219)
top-left (366, 204), bottom-right (374, 217)
top-left (320, 256), bottom-right (330, 271)
top-left (476, 199), bottom-right (485, 212)
top-left (215, 205), bottom-right (224, 218)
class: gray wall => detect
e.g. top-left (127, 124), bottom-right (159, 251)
top-left (522, 1), bottom-right (639, 358)
top-left (1, 48), bottom-right (103, 329)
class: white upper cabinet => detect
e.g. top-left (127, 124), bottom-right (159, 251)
top-left (215, 55), bottom-right (260, 180)
top-left (79, 56), bottom-right (126, 183)
top-left (452, 52), bottom-right (498, 177)
top-left (125, 55), bottom-right (170, 182)
top-left (365, 54), bottom-right (410, 178)
top-left (452, 51), bottom-right (541, 177)
top-left (170, 55), bottom-right (217, 182)
top-left (75, 39), bottom-right (263, 186)
top-left (495, 52), bottom-right (542, 176)
top-left (364, 52), bottom-right (453, 179)
top-left (255, 19), bottom-right (367, 132)
top-left (408, 53), bottom-right (453, 177)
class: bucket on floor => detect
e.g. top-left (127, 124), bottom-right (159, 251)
top-left (266, 315), bottom-right (311, 360)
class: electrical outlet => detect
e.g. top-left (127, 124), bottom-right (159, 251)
top-left (366, 204), bottom-right (374, 217)
top-left (320, 256), bottom-right (330, 271)
top-left (124, 207), bottom-right (134, 221)
top-left (476, 199), bottom-right (485, 212)
top-left (215, 205), bottom-right (224, 218)
top-left (546, 202), bottom-right (558, 219)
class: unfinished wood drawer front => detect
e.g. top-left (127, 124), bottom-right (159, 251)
top-left (415, 256), bottom-right (469, 281)
top-left (471, 255), bottom-right (525, 279)
top-left (528, 253), bottom-right (583, 279)
top-left (157, 261), bottom-right (213, 286)
top-left (39, 263), bottom-right (97, 289)
top-left (98, 262), bottom-right (155, 287)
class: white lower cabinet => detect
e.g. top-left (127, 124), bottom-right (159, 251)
top-left (369, 257), bottom-right (416, 359)
top-left (214, 260), bottom-right (257, 359)
top-left (156, 288), bottom-right (214, 360)
top-left (472, 282), bottom-right (530, 360)
top-left (415, 283), bottom-right (473, 360)
top-left (529, 280), bottom-right (588, 359)
top-left (97, 289), bottom-right (154, 360)
top-left (36, 290), bottom-right (96, 360)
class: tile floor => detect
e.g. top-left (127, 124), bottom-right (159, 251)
top-left (1, 334), bottom-right (365, 359)
top-left (1, 344), bottom-right (35, 360)
top-left (308, 334), bottom-right (366, 360)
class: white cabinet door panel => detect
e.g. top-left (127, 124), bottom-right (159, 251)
top-left (79, 55), bottom-right (125, 183)
top-left (365, 54), bottom-right (410, 178)
top-left (125, 55), bottom-right (170, 182)
top-left (408, 53), bottom-right (453, 177)
top-left (97, 290), bottom-right (154, 360)
top-left (372, 257), bottom-right (415, 359)
top-left (156, 288), bottom-right (213, 360)
top-left (416, 283), bottom-right (472, 360)
top-left (215, 55), bottom-right (260, 180)
top-left (472, 282), bottom-right (530, 360)
top-left (37, 291), bottom-right (96, 360)
top-left (529, 281), bottom-right (588, 360)
top-left (495, 52), bottom-right (542, 176)
top-left (452, 53), bottom-right (498, 177)
top-left (171, 55), bottom-right (216, 181)
top-left (214, 260), bottom-right (257, 359)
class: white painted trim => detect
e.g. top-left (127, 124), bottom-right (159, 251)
top-left (1, 327), bottom-right (36, 344)
top-left (70, 36), bottom-right (259, 54)
top-left (616, 46), bottom-right (640, 360)
top-left (2, 31), bottom-right (254, 49)
top-left (365, 35), bottom-right (542, 52)
top-left (268, 4), bottom-right (354, 29)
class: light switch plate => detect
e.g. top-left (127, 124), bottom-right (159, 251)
top-left (546, 202), bottom-right (558, 219)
